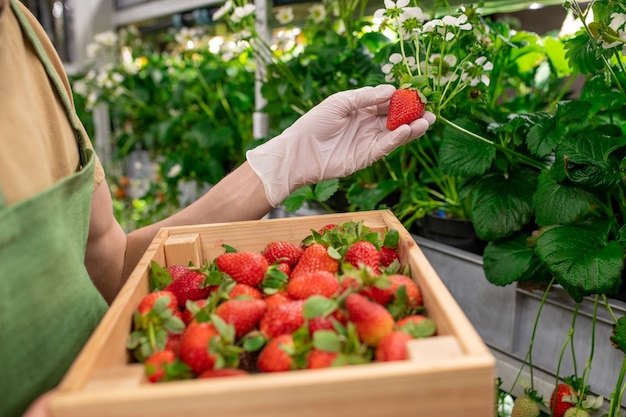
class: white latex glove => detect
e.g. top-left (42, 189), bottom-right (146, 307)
top-left (246, 84), bottom-right (436, 207)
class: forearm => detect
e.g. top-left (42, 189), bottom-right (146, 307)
top-left (122, 162), bottom-right (273, 279)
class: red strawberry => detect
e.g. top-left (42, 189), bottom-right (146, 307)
top-left (291, 243), bottom-right (339, 277)
top-left (345, 293), bottom-right (394, 347)
top-left (257, 334), bottom-right (294, 372)
top-left (375, 331), bottom-right (413, 362)
top-left (167, 265), bottom-right (192, 281)
top-left (198, 368), bottom-right (249, 378)
top-left (181, 299), bottom-right (208, 325)
top-left (550, 383), bottom-right (577, 417)
top-left (317, 224), bottom-right (342, 235)
top-left (137, 290), bottom-right (178, 316)
top-left (344, 240), bottom-right (381, 272)
top-left (287, 270), bottom-right (340, 300)
top-left (164, 270), bottom-right (212, 308)
top-left (388, 274), bottom-right (422, 307)
top-left (379, 246), bottom-right (400, 267)
top-left (259, 300), bottom-right (305, 338)
top-left (179, 321), bottom-right (220, 374)
top-left (386, 88), bottom-right (425, 131)
top-left (307, 349), bottom-right (339, 369)
top-left (144, 350), bottom-right (190, 382)
top-left (263, 291), bottom-right (292, 309)
top-left (215, 298), bottom-right (267, 339)
top-left (262, 241), bottom-right (303, 268)
top-left (216, 252), bottom-right (269, 287)
top-left (229, 283), bottom-right (263, 300)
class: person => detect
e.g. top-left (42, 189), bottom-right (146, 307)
top-left (0, 0), bottom-right (436, 416)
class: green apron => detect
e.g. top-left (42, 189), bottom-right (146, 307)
top-left (1, 2), bottom-right (108, 416)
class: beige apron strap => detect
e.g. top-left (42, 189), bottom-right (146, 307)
top-left (9, 0), bottom-right (89, 167)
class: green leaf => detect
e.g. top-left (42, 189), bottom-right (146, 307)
top-left (149, 261), bottom-right (172, 291)
top-left (312, 330), bottom-right (341, 352)
top-left (313, 179), bottom-right (340, 202)
top-left (242, 333), bottom-right (266, 352)
top-left (439, 119), bottom-right (496, 177)
top-left (526, 118), bottom-right (565, 157)
top-left (535, 222), bottom-right (624, 301)
top-left (303, 295), bottom-right (338, 319)
top-left (282, 186), bottom-right (313, 213)
top-left (610, 316), bottom-right (626, 354)
top-left (470, 169), bottom-right (538, 241)
top-left (533, 169), bottom-right (594, 226)
top-left (483, 233), bottom-right (549, 286)
top-left (347, 179), bottom-right (400, 211)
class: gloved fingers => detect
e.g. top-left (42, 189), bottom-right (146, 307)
top-left (421, 111), bottom-right (437, 126)
top-left (332, 84), bottom-right (396, 115)
top-left (370, 117), bottom-right (432, 160)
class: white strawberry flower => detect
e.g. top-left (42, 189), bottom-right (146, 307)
top-left (308, 4), bottom-right (326, 24)
top-left (461, 56), bottom-right (493, 86)
top-left (231, 4), bottom-right (256, 24)
top-left (212, 0), bottom-right (232, 21)
top-left (421, 53), bottom-right (459, 84)
top-left (94, 31), bottom-right (118, 47)
top-left (275, 7), bottom-right (295, 25)
top-left (600, 12), bottom-right (626, 49)
top-left (381, 52), bottom-right (416, 82)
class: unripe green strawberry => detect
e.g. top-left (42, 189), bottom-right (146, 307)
top-left (563, 408), bottom-right (590, 417)
top-left (511, 395), bottom-right (541, 417)
top-left (386, 88), bottom-right (425, 131)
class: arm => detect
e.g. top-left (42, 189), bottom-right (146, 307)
top-left (85, 162), bottom-right (271, 304)
top-left (86, 84), bottom-right (435, 304)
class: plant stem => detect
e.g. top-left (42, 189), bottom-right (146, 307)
top-left (511, 277), bottom-right (555, 393)
top-left (436, 114), bottom-right (546, 170)
top-left (609, 357), bottom-right (626, 417)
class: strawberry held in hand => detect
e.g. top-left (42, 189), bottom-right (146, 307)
top-left (386, 88), bottom-right (425, 131)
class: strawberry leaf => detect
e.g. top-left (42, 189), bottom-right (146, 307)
top-left (535, 221), bottom-right (624, 301)
top-left (483, 232), bottom-right (551, 286)
top-left (312, 330), bottom-right (341, 352)
top-left (470, 168), bottom-right (538, 241)
top-left (383, 229), bottom-right (399, 249)
top-left (149, 261), bottom-right (172, 291)
top-left (611, 316), bottom-right (626, 354)
top-left (242, 332), bottom-right (266, 352)
top-left (400, 318), bottom-right (437, 338)
top-left (303, 295), bottom-right (338, 319)
top-left (439, 118), bottom-right (496, 177)
top-left (533, 170), bottom-right (594, 226)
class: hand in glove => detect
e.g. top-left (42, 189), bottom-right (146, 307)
top-left (246, 84), bottom-right (436, 207)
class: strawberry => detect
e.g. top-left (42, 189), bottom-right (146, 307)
top-left (375, 331), bottom-right (413, 362)
top-left (263, 291), bottom-right (292, 309)
top-left (317, 224), bottom-right (342, 235)
top-left (307, 349), bottom-right (339, 369)
top-left (144, 350), bottom-right (191, 383)
top-left (262, 241), bottom-right (303, 268)
top-left (198, 368), bottom-right (249, 378)
top-left (164, 269), bottom-right (212, 308)
top-left (550, 383), bottom-right (577, 417)
top-left (179, 321), bottom-right (220, 374)
top-left (137, 290), bottom-right (178, 316)
top-left (379, 246), bottom-right (400, 268)
top-left (386, 88), bottom-right (425, 131)
top-left (291, 243), bottom-right (339, 277)
top-left (229, 283), bottom-right (263, 300)
top-left (167, 265), bottom-right (192, 281)
top-left (257, 334), bottom-right (295, 372)
top-left (511, 392), bottom-right (542, 417)
top-left (345, 293), bottom-right (394, 347)
top-left (287, 270), bottom-right (340, 300)
top-left (216, 252), bottom-right (269, 287)
top-left (181, 299), bottom-right (207, 325)
top-left (259, 300), bottom-right (305, 339)
top-left (214, 298), bottom-right (267, 340)
top-left (563, 408), bottom-right (590, 417)
top-left (344, 240), bottom-right (381, 273)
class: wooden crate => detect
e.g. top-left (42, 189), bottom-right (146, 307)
top-left (50, 210), bottom-right (496, 417)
